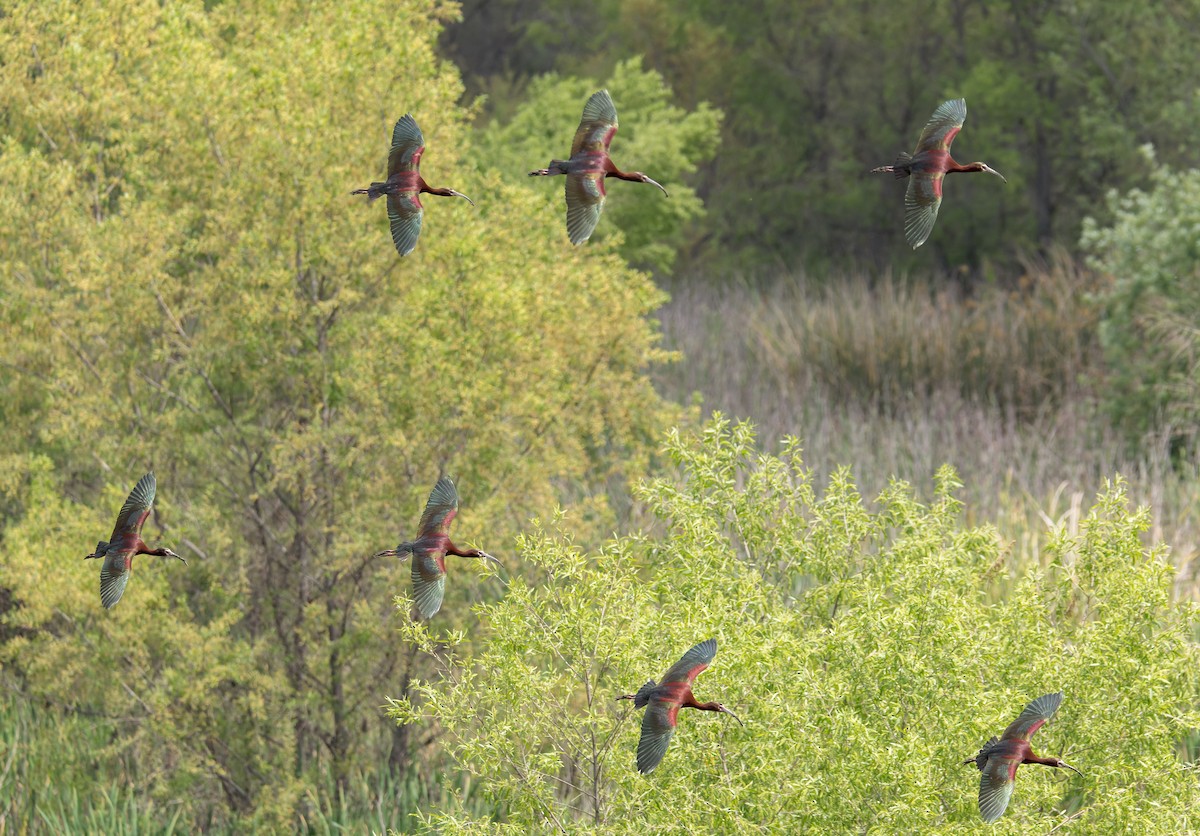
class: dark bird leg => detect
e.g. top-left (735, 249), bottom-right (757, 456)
top-left (616, 680), bottom-right (658, 707)
top-left (870, 152), bottom-right (913, 179)
top-left (351, 182), bottom-right (389, 201)
top-left (374, 544), bottom-right (414, 562)
top-left (529, 160), bottom-right (571, 177)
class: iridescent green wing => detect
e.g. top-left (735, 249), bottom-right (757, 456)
top-left (411, 549), bottom-right (447, 619)
top-left (570, 89), bottom-right (618, 156)
top-left (386, 193), bottom-right (424, 257)
top-left (564, 172), bottom-right (606, 245)
top-left (977, 752), bottom-right (1019, 822)
top-left (660, 638), bottom-right (717, 685)
top-left (417, 476), bottom-right (459, 538)
top-left (903, 173), bottom-right (943, 249)
top-left (635, 697), bottom-right (678, 774)
top-left (1001, 691), bottom-right (1063, 742)
top-left (913, 98), bottom-right (967, 154)
top-left (100, 552), bottom-right (131, 609)
top-left (108, 472), bottom-right (156, 544)
top-left (387, 114), bottom-right (426, 176)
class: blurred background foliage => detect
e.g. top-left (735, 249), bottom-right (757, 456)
top-left (1, 0), bottom-right (1199, 831)
top-left (443, 0), bottom-right (1200, 273)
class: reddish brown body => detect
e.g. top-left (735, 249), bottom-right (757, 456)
top-left (368, 168), bottom-right (460, 205)
top-left (617, 638), bottom-right (741, 774)
top-left (374, 476), bottom-right (500, 619)
top-left (406, 531), bottom-right (488, 577)
top-left (85, 472), bottom-right (185, 609)
top-left (107, 532), bottom-right (168, 574)
top-left (971, 737), bottom-right (1062, 774)
top-left (870, 98), bottom-right (1005, 248)
top-left (901, 148), bottom-right (994, 182)
top-left (964, 691), bottom-right (1081, 822)
top-left (529, 89), bottom-right (666, 245)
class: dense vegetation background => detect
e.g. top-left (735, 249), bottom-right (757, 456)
top-left (1, 1), bottom-right (1198, 832)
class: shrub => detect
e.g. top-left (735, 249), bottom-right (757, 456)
top-left (393, 417), bottom-right (1200, 833)
top-left (1082, 147), bottom-right (1200, 450)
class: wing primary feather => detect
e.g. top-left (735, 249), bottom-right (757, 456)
top-left (388, 114), bottom-right (426, 176)
top-left (1002, 691), bottom-right (1064, 741)
top-left (914, 98), bottom-right (967, 154)
top-left (109, 472), bottom-right (156, 542)
top-left (635, 699), bottom-right (675, 774)
top-left (417, 476), bottom-right (460, 537)
top-left (410, 554), bottom-right (447, 619)
top-left (660, 638), bottom-right (718, 685)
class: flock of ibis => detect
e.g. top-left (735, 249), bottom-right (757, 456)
top-left (80, 93), bottom-right (1076, 823)
top-left (351, 90), bottom-right (1003, 254)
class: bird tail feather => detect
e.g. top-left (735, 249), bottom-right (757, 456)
top-left (632, 679), bottom-right (657, 708)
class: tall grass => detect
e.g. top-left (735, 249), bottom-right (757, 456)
top-left (0, 696), bottom-right (497, 833)
top-left (653, 255), bottom-right (1200, 597)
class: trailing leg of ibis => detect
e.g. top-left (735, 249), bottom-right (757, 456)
top-left (870, 152), bottom-right (913, 178)
top-left (529, 160), bottom-right (571, 177)
top-left (350, 182), bottom-right (388, 201)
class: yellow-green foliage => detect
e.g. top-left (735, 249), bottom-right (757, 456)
top-left (393, 417), bottom-right (1200, 833)
top-left (0, 0), bottom-right (684, 826)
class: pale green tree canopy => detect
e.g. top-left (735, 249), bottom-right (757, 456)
top-left (393, 417), bottom-right (1200, 833)
top-left (0, 0), bottom-right (685, 826)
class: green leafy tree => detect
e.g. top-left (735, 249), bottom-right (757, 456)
top-left (393, 417), bottom-right (1200, 832)
top-left (1082, 148), bottom-right (1200, 450)
top-left (0, 0), bottom-right (678, 826)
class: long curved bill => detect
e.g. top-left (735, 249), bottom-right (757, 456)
top-left (644, 176), bottom-right (669, 197)
top-left (985, 167), bottom-right (1007, 183)
top-left (722, 706), bottom-right (745, 727)
top-left (1061, 761), bottom-right (1083, 777)
top-left (478, 551), bottom-right (502, 570)
top-left (449, 190), bottom-right (475, 206)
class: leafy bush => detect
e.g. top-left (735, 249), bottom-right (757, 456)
top-left (1082, 148), bottom-right (1200, 450)
top-left (393, 417), bottom-right (1200, 833)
